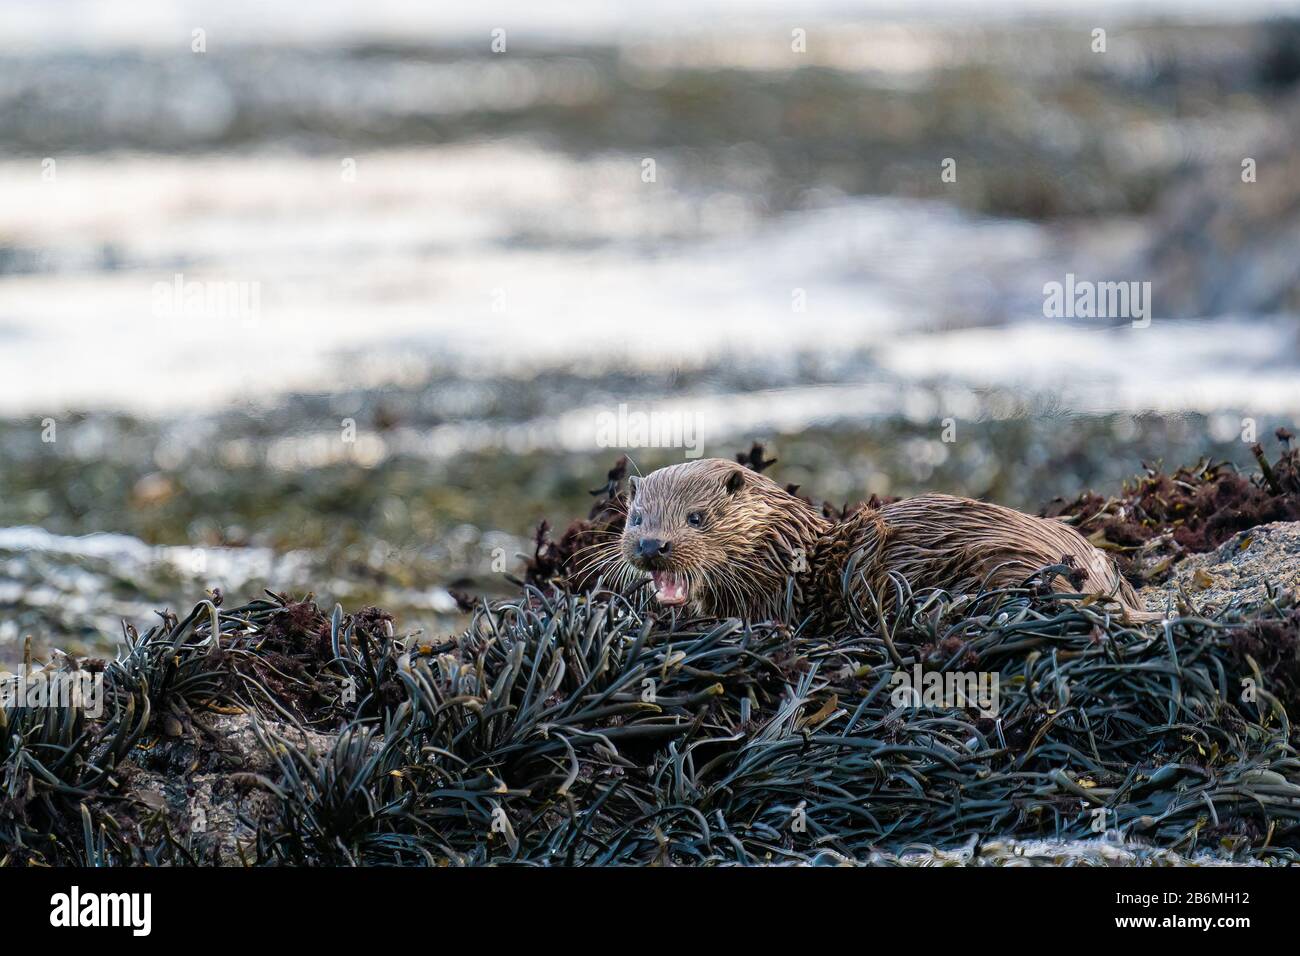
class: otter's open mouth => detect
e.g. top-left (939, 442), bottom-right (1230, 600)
top-left (650, 570), bottom-right (688, 606)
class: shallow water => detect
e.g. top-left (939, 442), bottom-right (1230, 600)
top-left (0, 525), bottom-right (465, 664)
top-left (2, 9), bottom-right (1298, 422)
top-left (2, 145), bottom-right (1296, 424)
top-left (0, 151), bottom-right (1053, 415)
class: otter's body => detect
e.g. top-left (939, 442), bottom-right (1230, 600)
top-left (617, 458), bottom-right (1151, 624)
top-left (854, 492), bottom-right (1144, 608)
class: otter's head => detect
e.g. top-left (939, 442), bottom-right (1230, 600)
top-left (619, 458), bottom-right (825, 618)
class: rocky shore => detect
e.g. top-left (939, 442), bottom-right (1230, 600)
top-left (4, 446), bottom-right (1298, 867)
top-left (1142, 521), bottom-right (1300, 615)
top-left (92, 521), bottom-right (1298, 867)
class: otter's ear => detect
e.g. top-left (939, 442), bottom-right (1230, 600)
top-left (628, 475), bottom-right (642, 498)
top-left (724, 469), bottom-right (746, 495)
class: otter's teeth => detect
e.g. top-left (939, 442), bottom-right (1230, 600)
top-left (650, 571), bottom-right (688, 606)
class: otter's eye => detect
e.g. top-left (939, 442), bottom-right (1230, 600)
top-left (687, 511), bottom-right (704, 527)
top-left (631, 512), bottom-right (643, 527)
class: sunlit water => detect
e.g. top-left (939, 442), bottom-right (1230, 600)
top-left (1, 144), bottom-right (1296, 425)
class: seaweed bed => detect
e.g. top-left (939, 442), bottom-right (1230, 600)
top-left (3, 440), bottom-right (1300, 866)
top-left (1042, 429), bottom-right (1300, 583)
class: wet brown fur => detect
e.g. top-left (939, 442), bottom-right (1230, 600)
top-left (618, 458), bottom-right (1156, 625)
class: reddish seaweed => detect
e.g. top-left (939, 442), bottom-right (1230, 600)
top-left (1041, 429), bottom-right (1300, 582)
top-left (1229, 605), bottom-right (1300, 717)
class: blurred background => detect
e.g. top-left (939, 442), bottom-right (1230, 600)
top-left (2, 0), bottom-right (1298, 666)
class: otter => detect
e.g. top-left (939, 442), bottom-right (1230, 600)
top-left (613, 458), bottom-right (1155, 625)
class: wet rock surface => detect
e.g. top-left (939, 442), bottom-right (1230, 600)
top-left (1143, 520), bottom-right (1300, 613)
top-left (117, 714), bottom-right (336, 866)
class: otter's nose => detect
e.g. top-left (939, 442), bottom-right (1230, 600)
top-left (636, 537), bottom-right (671, 559)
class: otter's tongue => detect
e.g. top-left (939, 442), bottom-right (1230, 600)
top-left (651, 571), bottom-right (688, 606)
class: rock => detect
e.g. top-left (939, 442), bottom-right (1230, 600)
top-left (875, 837), bottom-right (1266, 867)
top-left (112, 712), bottom-right (337, 865)
top-left (1141, 520), bottom-right (1300, 613)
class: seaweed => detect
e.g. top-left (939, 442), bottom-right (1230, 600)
top-left (1229, 605), bottom-right (1300, 717)
top-left (1042, 429), bottom-right (1300, 583)
top-left (6, 445), bottom-right (1300, 866)
top-left (249, 578), bottom-right (1300, 864)
top-left (523, 456), bottom-right (631, 592)
top-left (6, 567), bottom-right (1300, 866)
